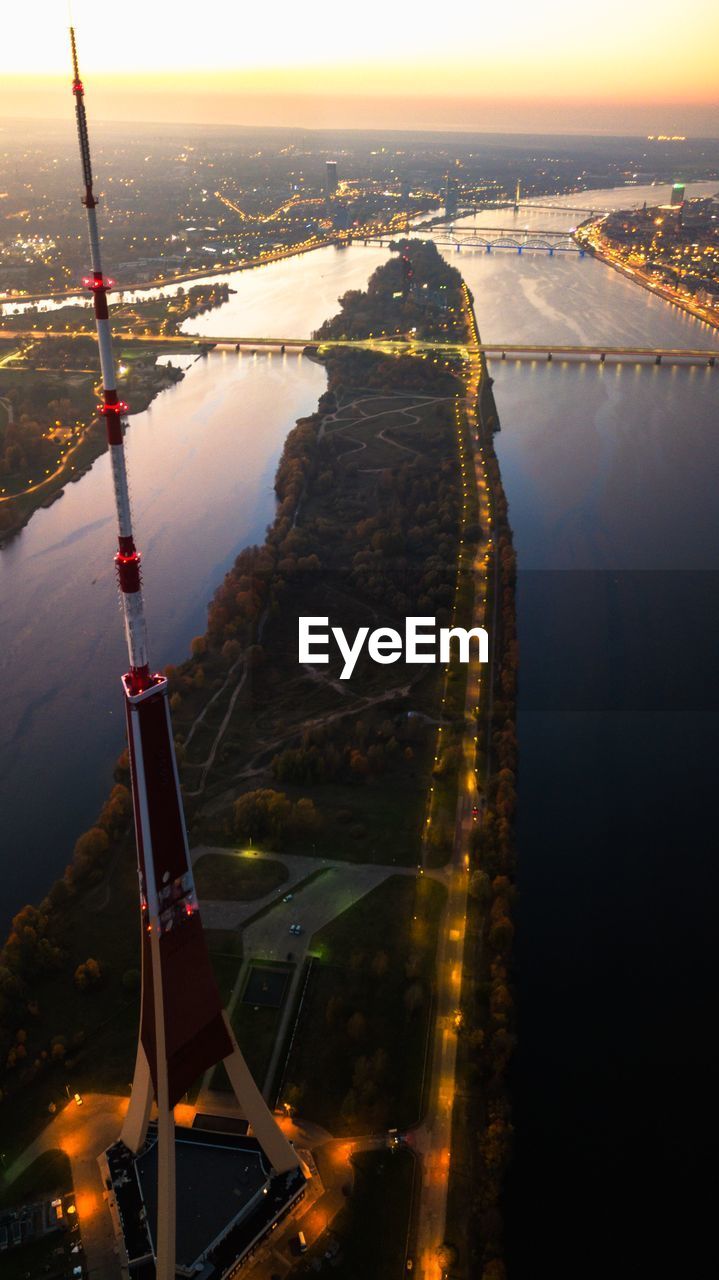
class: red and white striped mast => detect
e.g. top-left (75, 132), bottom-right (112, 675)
top-left (68, 28), bottom-right (301, 1280)
top-left (70, 26), bottom-right (149, 693)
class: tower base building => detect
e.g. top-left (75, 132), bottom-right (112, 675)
top-left (105, 1123), bottom-right (306, 1278)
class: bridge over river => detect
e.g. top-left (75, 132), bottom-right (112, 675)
top-left (369, 226), bottom-right (586, 254)
top-left (1, 328), bottom-right (717, 367)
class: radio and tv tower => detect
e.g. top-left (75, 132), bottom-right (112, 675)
top-left (69, 28), bottom-right (302, 1279)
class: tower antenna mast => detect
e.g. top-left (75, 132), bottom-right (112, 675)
top-left (68, 29), bottom-right (301, 1280)
top-left (70, 26), bottom-right (148, 691)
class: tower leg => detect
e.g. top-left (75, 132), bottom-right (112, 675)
top-left (222, 1014), bottom-right (299, 1175)
top-left (150, 926), bottom-right (176, 1280)
top-left (121, 1041), bottom-right (154, 1153)
top-left (155, 1099), bottom-right (176, 1280)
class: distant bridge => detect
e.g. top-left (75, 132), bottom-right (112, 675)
top-left (2, 328), bottom-right (716, 367)
top-left (455, 200), bottom-right (602, 217)
top-left (479, 343), bottom-right (718, 366)
top-left (417, 226), bottom-right (583, 255)
top-left (509, 200), bottom-right (601, 215)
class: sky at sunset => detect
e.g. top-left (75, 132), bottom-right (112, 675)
top-left (1, 0), bottom-right (717, 135)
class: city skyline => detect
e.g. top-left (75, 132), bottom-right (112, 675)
top-left (1, 0), bottom-right (718, 135)
top-left (0, 10), bottom-right (718, 1280)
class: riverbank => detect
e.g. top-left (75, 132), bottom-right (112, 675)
top-left (0, 285), bottom-right (233, 544)
top-left (0, 208), bottom-right (421, 310)
top-left (441, 349), bottom-right (518, 1280)
top-left (0, 240), bottom-right (475, 1185)
top-left (0, 236), bottom-right (342, 307)
top-left (0, 355), bottom-right (185, 544)
top-left (171, 241), bottom-right (471, 863)
top-left (576, 220), bottom-right (719, 334)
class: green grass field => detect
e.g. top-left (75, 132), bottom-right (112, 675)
top-left (294, 1147), bottom-right (416, 1280)
top-left (210, 960), bottom-right (294, 1093)
top-left (282, 874), bottom-right (445, 1132)
top-left (194, 852), bottom-right (289, 901)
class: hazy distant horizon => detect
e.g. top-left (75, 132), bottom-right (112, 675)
top-left (3, 0), bottom-right (718, 139)
top-left (0, 105), bottom-right (717, 141)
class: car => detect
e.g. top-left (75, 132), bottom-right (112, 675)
top-left (406, 1260), bottom-right (414, 1273)
top-left (289, 923), bottom-right (303, 935)
top-left (283, 893), bottom-right (294, 902)
top-left (471, 804), bottom-right (479, 821)
top-left (73, 1092), bottom-right (83, 1106)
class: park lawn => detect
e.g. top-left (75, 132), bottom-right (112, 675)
top-left (282, 874), bottom-right (445, 1133)
top-left (296, 1147), bottom-right (416, 1280)
top-left (275, 774), bottom-right (430, 867)
top-left (210, 961), bottom-right (293, 1094)
top-left (208, 947), bottom-right (244, 1006)
top-left (230, 1002), bottom-right (283, 1093)
top-left (194, 852), bottom-right (289, 901)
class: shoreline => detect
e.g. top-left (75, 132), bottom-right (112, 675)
top-left (0, 240), bottom-right (478, 1162)
top-left (442, 310), bottom-right (518, 1278)
top-left (0, 359), bottom-right (186, 547)
top-left (0, 283), bottom-right (230, 544)
top-left (0, 208), bottom-right (424, 309)
top-left (1, 253), bottom-right (518, 1280)
top-left (0, 237), bottom-right (342, 306)
top-left (577, 224), bottom-right (719, 334)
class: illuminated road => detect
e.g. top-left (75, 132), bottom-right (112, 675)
top-left (3, 327), bottom-right (715, 365)
top-left (576, 217), bottom-right (719, 332)
top-left (0, 210), bottom-right (412, 307)
top-left (0, 344), bottom-right (24, 367)
top-left (3, 1093), bottom-right (133, 1279)
top-left (413, 286), bottom-right (491, 1279)
top-left (0, 418), bottom-right (89, 505)
top-left (0, 326), bottom-right (467, 356)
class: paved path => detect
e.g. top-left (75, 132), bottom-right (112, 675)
top-left (413, 292), bottom-right (489, 1278)
top-left (193, 846), bottom-right (435, 1107)
top-left (4, 1093), bottom-right (129, 1280)
top-left (192, 844), bottom-right (427, 937)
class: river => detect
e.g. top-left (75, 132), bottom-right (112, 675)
top-left (449, 182), bottom-right (719, 1277)
top-left (0, 242), bottom-right (394, 917)
top-left (2, 180), bottom-right (718, 1274)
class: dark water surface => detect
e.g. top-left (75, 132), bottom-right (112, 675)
top-left (0, 354), bottom-right (325, 916)
top-left (454, 187), bottom-right (719, 1276)
top-left (0, 242), bottom-right (390, 921)
top-left (2, 181), bottom-right (718, 1273)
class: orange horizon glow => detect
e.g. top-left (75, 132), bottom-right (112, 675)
top-left (0, 2), bottom-right (717, 135)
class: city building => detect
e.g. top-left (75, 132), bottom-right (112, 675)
top-left (670, 181), bottom-right (686, 206)
top-left (104, 1123), bottom-right (306, 1278)
top-left (444, 173), bottom-right (458, 219)
top-left (325, 160), bottom-right (338, 197)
